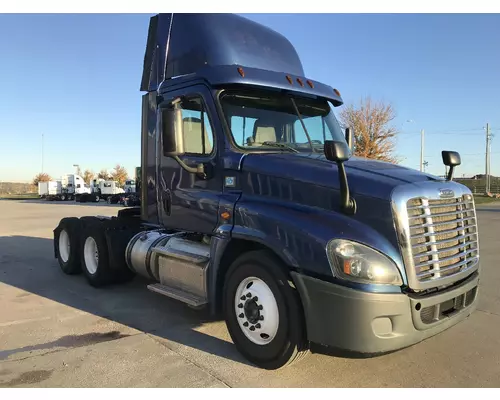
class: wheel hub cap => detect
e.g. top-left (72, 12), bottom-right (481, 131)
top-left (83, 237), bottom-right (99, 275)
top-left (234, 276), bottom-right (279, 345)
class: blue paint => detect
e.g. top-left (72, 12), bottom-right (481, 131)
top-left (140, 13), bottom-right (449, 293)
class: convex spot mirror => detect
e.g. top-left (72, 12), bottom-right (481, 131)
top-left (442, 150), bottom-right (461, 167)
top-left (324, 140), bottom-right (352, 163)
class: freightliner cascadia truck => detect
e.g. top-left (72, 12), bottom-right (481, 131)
top-left (53, 13), bottom-right (481, 370)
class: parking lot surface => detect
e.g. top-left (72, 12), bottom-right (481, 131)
top-left (1, 199), bottom-right (500, 387)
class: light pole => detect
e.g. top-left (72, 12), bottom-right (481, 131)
top-left (420, 129), bottom-right (425, 172)
top-left (403, 120), bottom-right (425, 172)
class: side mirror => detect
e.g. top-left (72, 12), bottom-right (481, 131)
top-left (324, 140), bottom-right (356, 214)
top-left (442, 150), bottom-right (461, 181)
top-left (345, 127), bottom-right (354, 150)
top-left (161, 105), bottom-right (185, 157)
top-left (160, 98), bottom-right (205, 177)
top-left (324, 140), bottom-right (351, 163)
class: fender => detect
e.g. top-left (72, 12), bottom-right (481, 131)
top-left (231, 195), bottom-right (407, 291)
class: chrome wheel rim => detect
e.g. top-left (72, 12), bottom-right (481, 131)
top-left (84, 237), bottom-right (99, 274)
top-left (59, 229), bottom-right (70, 263)
top-left (234, 276), bottom-right (279, 345)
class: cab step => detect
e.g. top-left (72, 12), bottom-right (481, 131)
top-left (146, 283), bottom-right (208, 307)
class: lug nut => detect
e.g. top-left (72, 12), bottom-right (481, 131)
top-left (250, 326), bottom-right (255, 331)
top-left (253, 296), bottom-right (258, 302)
top-left (239, 313), bottom-right (244, 318)
top-left (258, 305), bottom-right (263, 310)
top-left (259, 315), bottom-right (264, 321)
top-left (243, 322), bottom-right (249, 327)
top-left (238, 303), bottom-right (243, 308)
top-left (255, 323), bottom-right (261, 329)
top-left (246, 293), bottom-right (252, 298)
top-left (240, 296), bottom-right (246, 301)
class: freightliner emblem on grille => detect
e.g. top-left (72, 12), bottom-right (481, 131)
top-left (439, 188), bottom-right (455, 198)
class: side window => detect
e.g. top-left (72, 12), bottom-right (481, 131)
top-left (179, 97), bottom-right (215, 155)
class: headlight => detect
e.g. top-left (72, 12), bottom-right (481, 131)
top-left (326, 239), bottom-right (403, 286)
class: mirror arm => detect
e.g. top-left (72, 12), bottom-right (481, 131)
top-left (446, 165), bottom-right (455, 181)
top-left (336, 162), bottom-right (356, 215)
top-left (173, 156), bottom-right (206, 177)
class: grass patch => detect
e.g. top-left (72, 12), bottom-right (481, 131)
top-left (0, 193), bottom-right (39, 200)
top-left (473, 195), bottom-right (500, 205)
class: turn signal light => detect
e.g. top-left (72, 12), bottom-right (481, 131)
top-left (237, 67), bottom-right (245, 77)
top-left (333, 88), bottom-right (341, 97)
top-left (286, 75), bottom-right (293, 84)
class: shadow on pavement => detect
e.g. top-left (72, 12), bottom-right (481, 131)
top-left (0, 235), bottom-right (252, 367)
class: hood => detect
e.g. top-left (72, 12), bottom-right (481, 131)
top-left (236, 152), bottom-right (443, 202)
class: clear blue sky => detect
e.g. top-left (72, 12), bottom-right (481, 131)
top-left (0, 13), bottom-right (499, 182)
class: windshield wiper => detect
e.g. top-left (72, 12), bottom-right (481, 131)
top-left (261, 141), bottom-right (299, 153)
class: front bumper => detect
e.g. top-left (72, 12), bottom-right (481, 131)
top-left (292, 271), bottom-right (479, 354)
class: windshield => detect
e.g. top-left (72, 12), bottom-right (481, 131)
top-left (219, 89), bottom-right (346, 153)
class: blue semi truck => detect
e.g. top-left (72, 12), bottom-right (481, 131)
top-left (53, 13), bottom-right (480, 370)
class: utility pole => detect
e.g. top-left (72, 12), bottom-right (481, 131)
top-left (485, 123), bottom-right (491, 193)
top-left (41, 133), bottom-right (44, 173)
top-left (420, 129), bottom-right (425, 172)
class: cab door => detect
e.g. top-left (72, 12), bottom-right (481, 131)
top-left (158, 84), bottom-right (222, 234)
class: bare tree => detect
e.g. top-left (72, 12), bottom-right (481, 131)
top-left (97, 169), bottom-right (111, 180)
top-left (83, 169), bottom-right (95, 184)
top-left (339, 97), bottom-right (399, 163)
top-left (110, 164), bottom-right (128, 187)
top-left (32, 172), bottom-right (52, 186)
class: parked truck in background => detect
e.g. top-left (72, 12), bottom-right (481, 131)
top-left (39, 174), bottom-right (89, 201)
top-left (123, 179), bottom-right (136, 193)
top-left (53, 13), bottom-right (480, 370)
top-left (77, 179), bottom-right (125, 203)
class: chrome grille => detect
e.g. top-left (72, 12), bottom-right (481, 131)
top-left (406, 194), bottom-right (479, 283)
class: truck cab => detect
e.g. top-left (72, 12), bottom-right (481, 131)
top-left (53, 13), bottom-right (480, 370)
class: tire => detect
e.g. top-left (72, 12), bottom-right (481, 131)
top-left (54, 217), bottom-right (82, 275)
top-left (223, 250), bottom-right (309, 370)
top-left (80, 221), bottom-right (115, 287)
top-left (107, 197), bottom-right (112, 204)
top-left (94, 195), bottom-right (100, 203)
top-left (61, 194), bottom-right (66, 201)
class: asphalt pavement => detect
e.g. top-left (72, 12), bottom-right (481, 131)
top-left (1, 199), bottom-right (499, 387)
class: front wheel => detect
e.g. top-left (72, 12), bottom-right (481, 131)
top-left (223, 250), bottom-right (309, 370)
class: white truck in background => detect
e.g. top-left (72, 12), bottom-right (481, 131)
top-left (38, 180), bottom-right (61, 198)
top-left (123, 179), bottom-right (136, 193)
top-left (38, 174), bottom-right (89, 201)
top-left (77, 178), bottom-right (125, 203)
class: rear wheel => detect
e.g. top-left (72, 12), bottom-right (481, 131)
top-left (54, 217), bottom-right (81, 274)
top-left (223, 250), bottom-right (309, 370)
top-left (80, 221), bottom-right (114, 287)
top-left (94, 195), bottom-right (100, 203)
